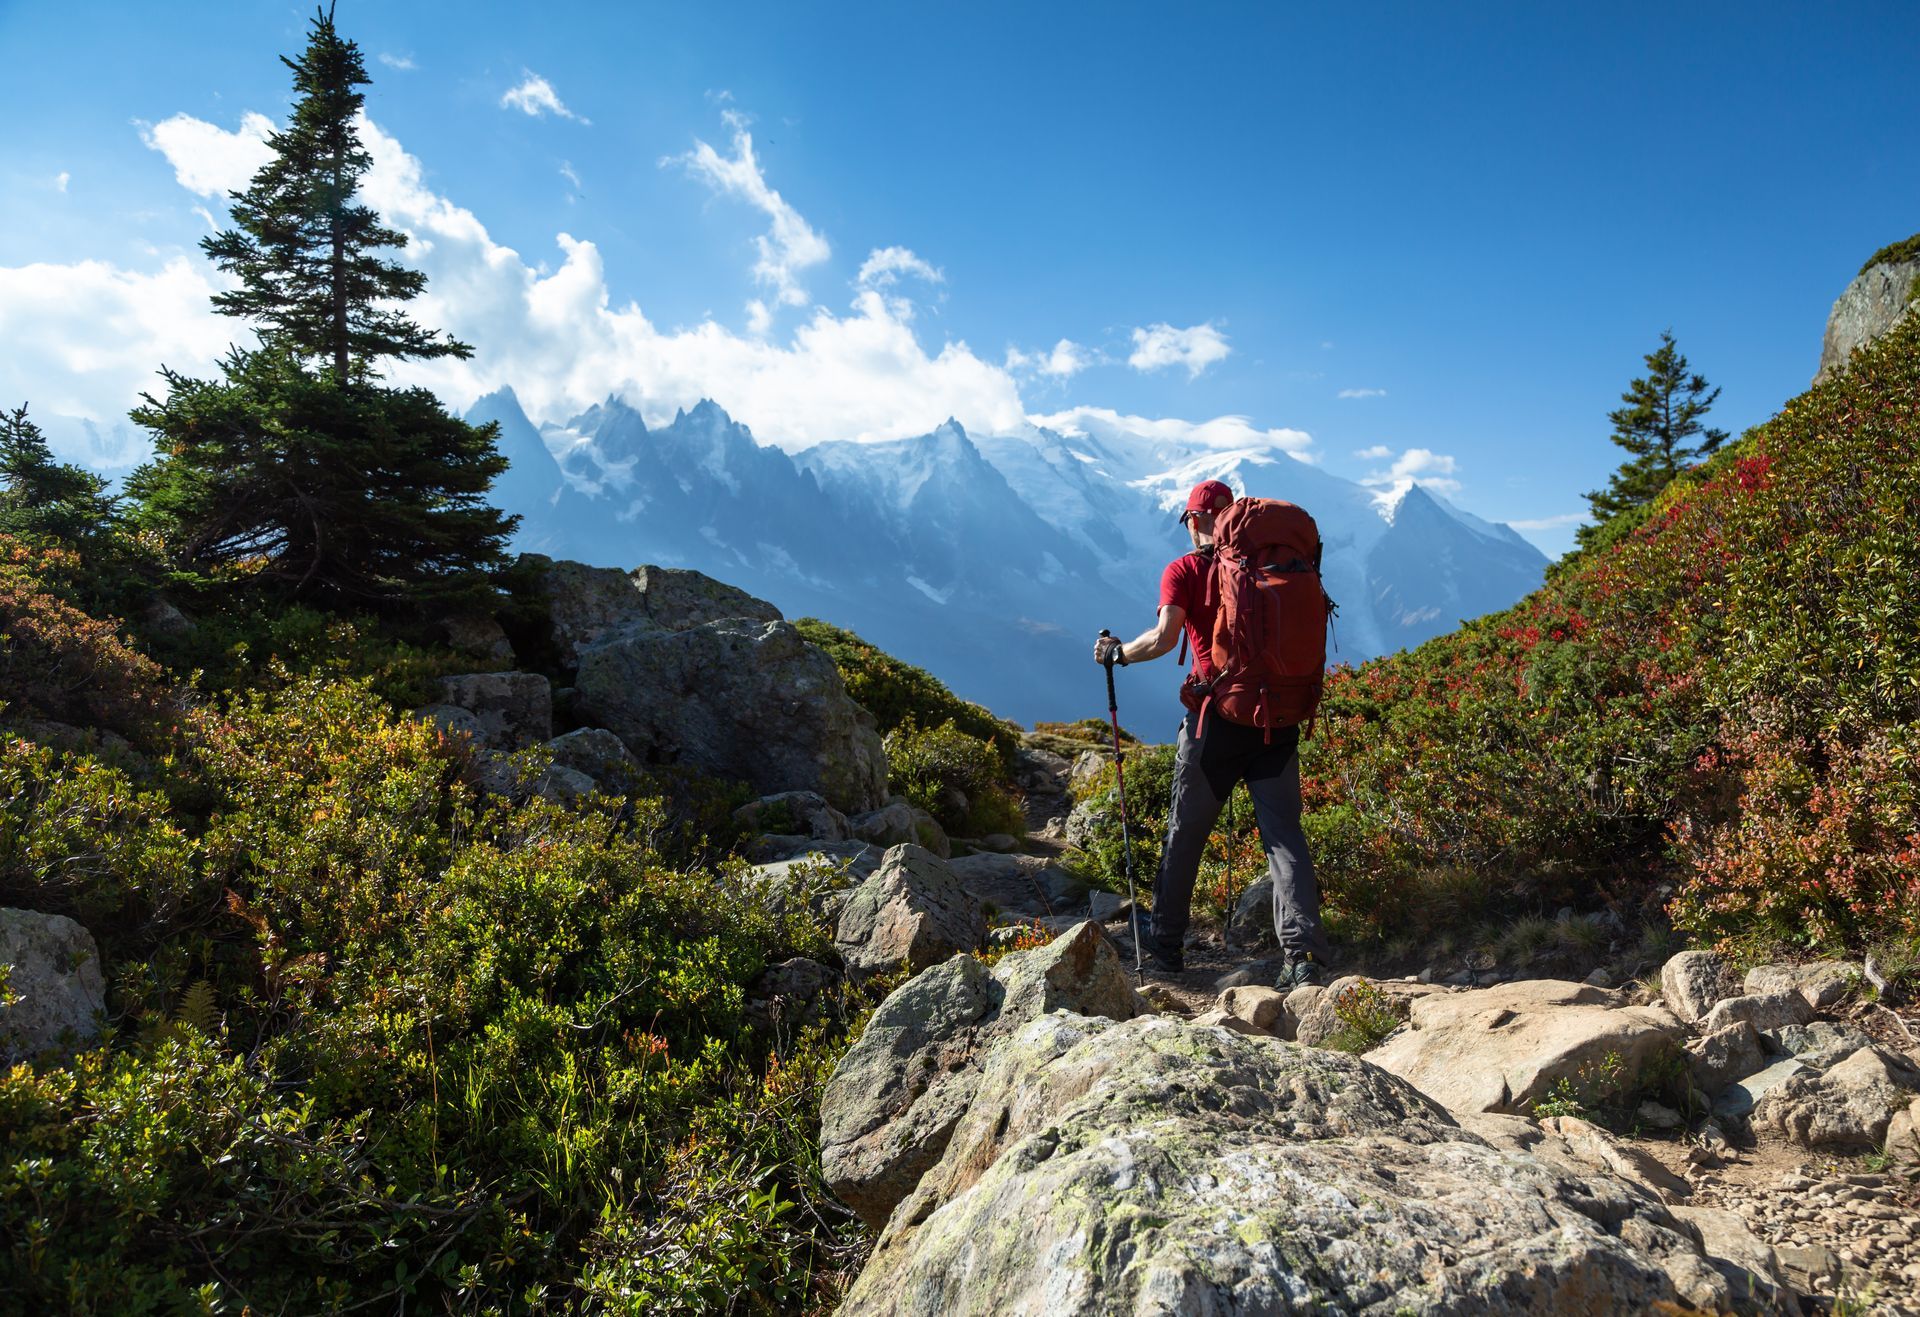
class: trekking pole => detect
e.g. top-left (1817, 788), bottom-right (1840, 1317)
top-left (1099, 630), bottom-right (1144, 980)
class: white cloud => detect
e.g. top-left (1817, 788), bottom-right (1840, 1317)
top-left (54, 171), bottom-right (70, 193)
top-left (665, 112), bottom-right (830, 320)
top-left (1508, 511), bottom-right (1586, 531)
top-left (0, 255), bottom-right (238, 465)
top-left (1006, 339), bottom-right (1092, 379)
top-left (378, 52), bottom-right (417, 72)
top-left (1127, 321), bottom-right (1229, 378)
top-left (500, 72), bottom-right (588, 124)
top-left (1337, 387), bottom-right (1386, 399)
top-left (140, 111), bottom-right (275, 196)
top-left (856, 246), bottom-right (943, 290)
top-left (4, 107), bottom-right (1328, 477)
top-left (559, 161), bottom-right (582, 192)
top-left (1352, 444), bottom-right (1392, 460)
top-left (1359, 446), bottom-right (1461, 505)
top-left (1036, 405), bottom-right (1312, 458)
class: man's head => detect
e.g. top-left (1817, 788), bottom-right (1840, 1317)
top-left (1179, 479), bottom-right (1234, 548)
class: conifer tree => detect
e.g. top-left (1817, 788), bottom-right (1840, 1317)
top-left (0, 404), bottom-right (118, 550)
top-left (1579, 330), bottom-right (1728, 547)
top-left (202, 5), bottom-right (466, 379)
top-left (128, 6), bottom-right (513, 606)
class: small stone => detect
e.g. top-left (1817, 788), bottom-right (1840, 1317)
top-left (1635, 1100), bottom-right (1684, 1131)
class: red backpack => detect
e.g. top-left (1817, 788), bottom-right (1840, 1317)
top-left (1187, 497), bottom-right (1335, 738)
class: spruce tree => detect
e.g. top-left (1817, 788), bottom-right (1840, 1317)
top-left (0, 404), bottom-right (119, 550)
top-left (129, 7), bottom-right (513, 606)
top-left (202, 5), bottom-right (466, 379)
top-left (1578, 330), bottom-right (1728, 548)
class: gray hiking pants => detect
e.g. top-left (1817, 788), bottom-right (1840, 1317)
top-left (1149, 708), bottom-right (1328, 961)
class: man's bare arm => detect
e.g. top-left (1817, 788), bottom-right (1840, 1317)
top-left (1093, 605), bottom-right (1186, 666)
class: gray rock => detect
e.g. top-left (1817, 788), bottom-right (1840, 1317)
top-left (843, 1013), bottom-right (1742, 1316)
top-left (1227, 873), bottom-right (1276, 946)
top-left (1750, 1045), bottom-right (1920, 1150)
top-left (527, 555), bottom-right (782, 667)
top-left (834, 846), bottom-right (986, 982)
top-left (439, 613), bottom-right (514, 663)
top-left (140, 596), bottom-right (195, 640)
top-left (735, 790), bottom-right (849, 843)
top-left (1815, 254), bottom-right (1920, 383)
top-left (1700, 989), bottom-right (1813, 1036)
top-left (820, 921), bottom-right (1142, 1229)
top-left (1660, 948), bottom-right (1736, 1023)
top-left (1636, 1099), bottom-right (1684, 1131)
top-left (1363, 978), bottom-right (1685, 1114)
top-left (1668, 1205), bottom-right (1802, 1315)
top-left (1767, 1019), bottom-right (1876, 1071)
top-left (1086, 889), bottom-right (1130, 923)
top-left (1713, 1056), bottom-right (1810, 1120)
top-left (1743, 960), bottom-right (1858, 1013)
top-left (545, 728), bottom-right (639, 790)
top-left (846, 800), bottom-right (948, 857)
top-left (1687, 1019), bottom-right (1768, 1094)
top-left (575, 617), bottom-right (887, 813)
top-left (944, 852), bottom-right (1087, 919)
top-left (431, 672), bottom-right (553, 751)
top-left (967, 833), bottom-right (1020, 854)
top-left (1, 908), bottom-right (106, 1062)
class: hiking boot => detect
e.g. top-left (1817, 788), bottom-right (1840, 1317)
top-left (1142, 941), bottom-right (1185, 976)
top-left (1275, 953), bottom-right (1322, 990)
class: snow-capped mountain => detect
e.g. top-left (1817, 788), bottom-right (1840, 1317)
top-left (466, 388), bottom-right (1548, 725)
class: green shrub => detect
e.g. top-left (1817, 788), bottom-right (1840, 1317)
top-left (885, 719), bottom-right (1026, 837)
top-left (1319, 980), bottom-right (1404, 1053)
top-left (795, 619), bottom-right (1020, 774)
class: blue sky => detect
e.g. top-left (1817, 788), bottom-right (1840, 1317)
top-left (3, 1), bottom-right (1917, 556)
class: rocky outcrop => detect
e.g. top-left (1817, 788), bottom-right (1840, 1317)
top-left (1, 908), bottom-right (106, 1062)
top-left (841, 1011), bottom-right (1753, 1315)
top-left (1364, 978), bottom-right (1685, 1114)
top-left (1751, 1045), bottom-right (1920, 1151)
top-left (1816, 252), bottom-right (1920, 383)
top-left (819, 921), bottom-right (1143, 1229)
top-left (526, 555), bottom-right (782, 667)
top-left (575, 617), bottom-right (887, 813)
top-left (422, 672), bottom-right (553, 752)
top-left (833, 845), bottom-right (986, 983)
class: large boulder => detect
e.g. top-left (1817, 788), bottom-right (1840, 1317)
top-left (1751, 1046), bottom-right (1920, 1150)
top-left (1816, 251), bottom-right (1920, 383)
top-left (545, 727), bottom-right (641, 792)
top-left (1686, 1019), bottom-right (1769, 1094)
top-left (527, 556), bottom-right (782, 667)
top-left (819, 921), bottom-right (1143, 1230)
top-left (1364, 979), bottom-right (1686, 1114)
top-left (735, 790), bottom-right (849, 843)
top-left (424, 672), bottom-right (553, 751)
top-left (1659, 948), bottom-right (1736, 1024)
top-left (575, 617), bottom-right (887, 813)
top-left (944, 852), bottom-right (1088, 920)
top-left (1, 909), bottom-right (106, 1062)
top-left (847, 800), bottom-right (948, 858)
top-left (842, 1012), bottom-right (1749, 1315)
top-left (1743, 960), bottom-right (1858, 1013)
top-left (1701, 989), bottom-right (1814, 1035)
top-left (834, 845), bottom-right (987, 982)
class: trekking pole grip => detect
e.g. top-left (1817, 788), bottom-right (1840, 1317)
top-left (1098, 629), bottom-right (1118, 710)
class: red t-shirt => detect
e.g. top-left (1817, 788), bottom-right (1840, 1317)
top-left (1159, 551), bottom-right (1217, 682)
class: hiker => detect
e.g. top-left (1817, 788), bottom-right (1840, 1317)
top-left (1093, 478), bottom-right (1333, 988)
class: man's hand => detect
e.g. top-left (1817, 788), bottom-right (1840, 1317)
top-left (1093, 633), bottom-right (1125, 666)
top-left (1095, 607), bottom-right (1187, 667)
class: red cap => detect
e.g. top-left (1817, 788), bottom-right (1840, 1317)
top-left (1179, 479), bottom-right (1234, 524)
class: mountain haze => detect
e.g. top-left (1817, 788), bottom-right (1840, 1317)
top-left (471, 388), bottom-right (1549, 723)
